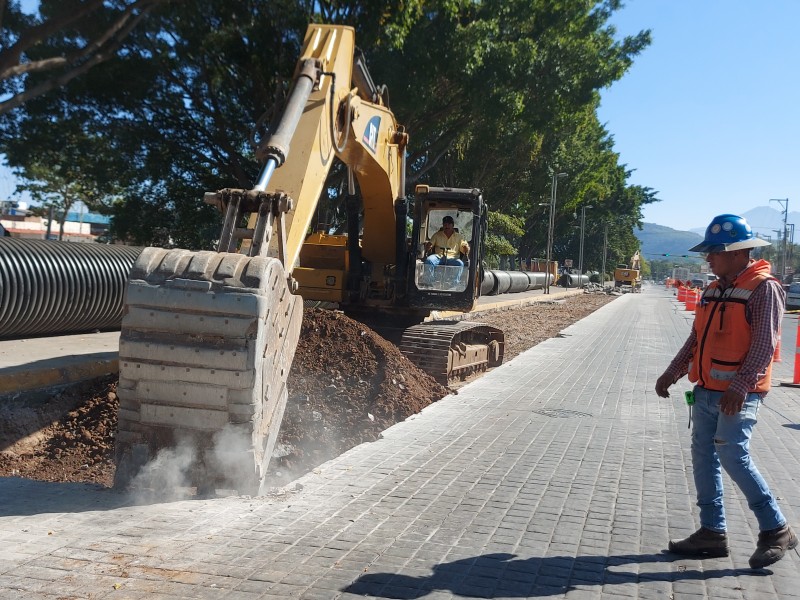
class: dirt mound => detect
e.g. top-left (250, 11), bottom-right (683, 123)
top-left (0, 307), bottom-right (449, 488)
top-left (0, 294), bottom-right (615, 489)
top-left (272, 308), bottom-right (448, 482)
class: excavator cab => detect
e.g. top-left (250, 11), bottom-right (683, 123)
top-left (415, 209), bottom-right (472, 292)
top-left (406, 185), bottom-right (487, 313)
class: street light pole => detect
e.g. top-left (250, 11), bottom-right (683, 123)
top-left (772, 228), bottom-right (783, 280)
top-left (578, 204), bottom-right (593, 276)
top-left (601, 222), bottom-right (608, 288)
top-left (545, 172), bottom-right (567, 294)
top-left (770, 198), bottom-right (789, 282)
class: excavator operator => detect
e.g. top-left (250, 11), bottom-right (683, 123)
top-left (422, 215), bottom-right (470, 287)
top-left (424, 216), bottom-right (470, 267)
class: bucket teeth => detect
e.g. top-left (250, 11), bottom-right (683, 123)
top-left (114, 248), bottom-right (302, 496)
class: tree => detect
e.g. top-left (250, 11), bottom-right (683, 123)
top-left (0, 0), bottom-right (171, 116)
top-left (2, 0), bottom-right (656, 252)
top-left (485, 210), bottom-right (525, 268)
top-left (16, 161), bottom-right (104, 239)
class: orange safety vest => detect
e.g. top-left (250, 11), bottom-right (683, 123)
top-left (688, 259), bottom-right (775, 392)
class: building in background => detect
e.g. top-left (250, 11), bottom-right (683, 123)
top-left (0, 201), bottom-right (110, 242)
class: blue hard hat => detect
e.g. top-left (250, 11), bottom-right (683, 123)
top-left (689, 214), bottom-right (771, 253)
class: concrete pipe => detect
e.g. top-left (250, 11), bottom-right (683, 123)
top-left (506, 271), bottom-right (529, 294)
top-left (0, 238), bottom-right (142, 339)
top-left (525, 272), bottom-right (548, 291)
top-left (491, 270), bottom-right (512, 295)
top-left (480, 269), bottom-right (496, 295)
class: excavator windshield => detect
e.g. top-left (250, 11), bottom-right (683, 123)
top-left (414, 208), bottom-right (475, 293)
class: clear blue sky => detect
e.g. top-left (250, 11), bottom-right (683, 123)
top-left (598, 0), bottom-right (800, 232)
top-left (3, 1), bottom-right (799, 233)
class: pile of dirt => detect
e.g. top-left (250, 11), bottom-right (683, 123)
top-left (0, 293), bottom-right (615, 489)
top-left (270, 308), bottom-right (448, 483)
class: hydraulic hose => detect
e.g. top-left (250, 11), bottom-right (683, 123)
top-left (0, 238), bottom-right (142, 339)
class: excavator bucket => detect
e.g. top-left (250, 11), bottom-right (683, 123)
top-left (114, 247), bottom-right (303, 495)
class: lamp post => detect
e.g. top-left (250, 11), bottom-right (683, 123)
top-left (601, 222), bottom-right (608, 288)
top-left (770, 198), bottom-right (789, 282)
top-left (772, 228), bottom-right (784, 280)
top-left (578, 204), bottom-right (593, 276)
top-left (545, 172), bottom-right (568, 294)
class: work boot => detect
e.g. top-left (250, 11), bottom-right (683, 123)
top-left (668, 527), bottom-right (729, 557)
top-left (749, 525), bottom-right (798, 569)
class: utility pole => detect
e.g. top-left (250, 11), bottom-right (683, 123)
top-left (578, 204), bottom-right (593, 275)
top-left (770, 198), bottom-right (789, 282)
top-left (544, 172), bottom-right (567, 294)
top-left (601, 222), bottom-right (608, 288)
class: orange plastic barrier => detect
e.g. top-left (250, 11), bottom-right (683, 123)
top-left (677, 286), bottom-right (687, 302)
top-left (685, 289), bottom-right (698, 311)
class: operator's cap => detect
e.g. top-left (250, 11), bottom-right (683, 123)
top-left (689, 214), bottom-right (771, 253)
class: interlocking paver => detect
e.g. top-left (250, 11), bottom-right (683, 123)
top-left (1, 286), bottom-right (799, 598)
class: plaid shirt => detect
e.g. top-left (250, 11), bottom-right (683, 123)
top-left (664, 267), bottom-right (785, 397)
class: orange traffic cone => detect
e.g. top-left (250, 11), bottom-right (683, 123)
top-left (774, 325), bottom-right (782, 363)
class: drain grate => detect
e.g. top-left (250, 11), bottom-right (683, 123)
top-left (533, 408), bottom-right (593, 419)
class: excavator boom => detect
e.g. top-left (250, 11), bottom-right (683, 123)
top-left (115, 24), bottom-right (499, 494)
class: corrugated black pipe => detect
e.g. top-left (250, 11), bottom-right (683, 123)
top-left (0, 238), bottom-right (143, 339)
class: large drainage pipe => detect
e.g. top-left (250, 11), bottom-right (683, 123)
top-left (0, 238), bottom-right (142, 339)
top-left (0, 238), bottom-right (568, 339)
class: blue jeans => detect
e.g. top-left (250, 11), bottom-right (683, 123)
top-left (691, 386), bottom-right (786, 532)
top-left (424, 255), bottom-right (464, 268)
top-left (424, 255), bottom-right (464, 283)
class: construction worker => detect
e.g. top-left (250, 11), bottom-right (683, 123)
top-left (655, 213), bottom-right (796, 569)
top-left (424, 215), bottom-right (470, 284)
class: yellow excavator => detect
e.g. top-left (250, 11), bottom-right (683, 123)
top-left (114, 24), bottom-right (503, 493)
top-left (613, 251), bottom-right (642, 292)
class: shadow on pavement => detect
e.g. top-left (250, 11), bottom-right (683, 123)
top-left (343, 551), bottom-right (767, 598)
top-left (0, 477), bottom-right (128, 515)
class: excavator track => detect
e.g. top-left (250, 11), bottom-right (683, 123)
top-left (400, 321), bottom-right (504, 384)
top-left (114, 247), bottom-right (303, 496)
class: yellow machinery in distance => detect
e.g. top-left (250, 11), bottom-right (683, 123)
top-left (613, 251), bottom-right (642, 292)
top-left (114, 24), bottom-right (503, 494)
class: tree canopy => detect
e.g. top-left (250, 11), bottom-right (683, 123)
top-left (0, 0), bottom-right (657, 271)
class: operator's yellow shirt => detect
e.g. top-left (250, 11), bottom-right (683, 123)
top-left (429, 230), bottom-right (469, 260)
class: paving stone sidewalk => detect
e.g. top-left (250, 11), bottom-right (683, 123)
top-left (0, 286), bottom-right (798, 599)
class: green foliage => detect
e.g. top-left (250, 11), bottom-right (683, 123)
top-left (0, 0), bottom-right (171, 115)
top-left (484, 210), bottom-right (524, 264)
top-left (1, 0), bottom-right (655, 258)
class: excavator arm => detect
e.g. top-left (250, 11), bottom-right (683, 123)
top-left (115, 24), bottom-right (406, 495)
top-left (114, 25), bottom-right (500, 493)
top-left (204, 24), bottom-right (407, 277)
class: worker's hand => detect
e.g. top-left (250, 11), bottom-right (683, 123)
top-left (719, 389), bottom-right (745, 416)
top-left (655, 373), bottom-right (674, 398)
top-left (461, 242), bottom-right (470, 254)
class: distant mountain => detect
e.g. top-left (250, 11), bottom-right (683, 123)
top-left (644, 205), bottom-right (800, 262)
top-left (740, 206), bottom-right (800, 241)
top-left (689, 206), bottom-right (800, 240)
top-left (635, 223), bottom-right (704, 263)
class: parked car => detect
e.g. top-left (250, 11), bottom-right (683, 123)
top-left (786, 282), bottom-right (800, 310)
